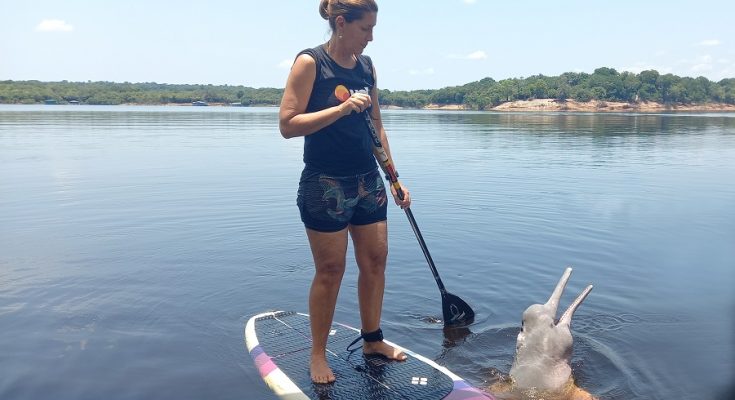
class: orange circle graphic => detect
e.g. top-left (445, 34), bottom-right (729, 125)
top-left (334, 85), bottom-right (350, 102)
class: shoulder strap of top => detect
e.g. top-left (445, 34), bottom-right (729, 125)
top-left (357, 54), bottom-right (375, 84)
top-left (297, 47), bottom-right (374, 86)
top-left (296, 47), bottom-right (322, 80)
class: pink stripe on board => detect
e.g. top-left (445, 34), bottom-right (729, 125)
top-left (252, 348), bottom-right (278, 378)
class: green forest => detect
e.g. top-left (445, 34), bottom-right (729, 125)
top-left (2, 67), bottom-right (734, 110)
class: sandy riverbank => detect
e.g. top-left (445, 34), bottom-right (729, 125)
top-left (420, 99), bottom-right (735, 112)
top-left (33, 100), bottom-right (732, 112)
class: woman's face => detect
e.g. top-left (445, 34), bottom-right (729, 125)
top-left (339, 12), bottom-right (376, 55)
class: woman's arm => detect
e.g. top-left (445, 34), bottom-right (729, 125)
top-left (279, 54), bottom-right (372, 139)
top-left (279, 54), bottom-right (347, 138)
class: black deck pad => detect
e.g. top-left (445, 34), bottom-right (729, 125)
top-left (254, 311), bottom-right (454, 400)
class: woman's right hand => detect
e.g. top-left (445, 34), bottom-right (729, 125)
top-left (389, 182), bottom-right (411, 209)
top-left (339, 92), bottom-right (372, 116)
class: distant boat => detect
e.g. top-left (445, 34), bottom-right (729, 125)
top-left (44, 99), bottom-right (57, 105)
top-left (69, 100), bottom-right (80, 105)
top-left (192, 100), bottom-right (209, 106)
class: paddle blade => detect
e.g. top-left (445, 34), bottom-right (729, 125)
top-left (442, 292), bottom-right (475, 327)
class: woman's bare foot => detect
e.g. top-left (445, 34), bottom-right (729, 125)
top-left (363, 340), bottom-right (407, 361)
top-left (310, 354), bottom-right (336, 384)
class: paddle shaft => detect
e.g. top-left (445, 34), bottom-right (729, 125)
top-left (363, 112), bottom-right (448, 295)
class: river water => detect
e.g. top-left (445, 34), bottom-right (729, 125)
top-left (1, 105), bottom-right (733, 399)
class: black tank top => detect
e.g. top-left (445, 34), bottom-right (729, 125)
top-left (298, 45), bottom-right (377, 175)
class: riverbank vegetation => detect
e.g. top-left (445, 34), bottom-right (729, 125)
top-left (2, 68), bottom-right (734, 110)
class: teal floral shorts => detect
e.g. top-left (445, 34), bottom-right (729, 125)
top-left (297, 167), bottom-right (388, 232)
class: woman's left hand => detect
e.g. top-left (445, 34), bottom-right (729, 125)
top-left (389, 182), bottom-right (411, 209)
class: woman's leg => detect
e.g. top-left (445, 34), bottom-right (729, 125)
top-left (306, 227), bottom-right (349, 383)
top-left (349, 221), bottom-right (406, 360)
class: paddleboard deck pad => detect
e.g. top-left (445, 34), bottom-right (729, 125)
top-left (246, 311), bottom-right (494, 400)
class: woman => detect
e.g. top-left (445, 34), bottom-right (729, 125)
top-left (279, 0), bottom-right (410, 384)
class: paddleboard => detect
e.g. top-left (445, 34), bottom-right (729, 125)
top-left (245, 311), bottom-right (495, 400)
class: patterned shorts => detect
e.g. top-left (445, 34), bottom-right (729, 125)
top-left (297, 167), bottom-right (388, 232)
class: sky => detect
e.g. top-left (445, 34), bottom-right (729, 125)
top-left (1, 0), bottom-right (734, 91)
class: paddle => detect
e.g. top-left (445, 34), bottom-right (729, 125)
top-left (362, 112), bottom-right (475, 327)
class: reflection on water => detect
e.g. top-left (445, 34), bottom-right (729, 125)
top-left (1, 105), bottom-right (734, 400)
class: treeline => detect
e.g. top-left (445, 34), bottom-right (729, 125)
top-left (2, 68), bottom-right (734, 109)
top-left (381, 68), bottom-right (735, 110)
top-left (0, 80), bottom-right (282, 106)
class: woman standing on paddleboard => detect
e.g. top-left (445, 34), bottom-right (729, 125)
top-left (279, 0), bottom-right (410, 385)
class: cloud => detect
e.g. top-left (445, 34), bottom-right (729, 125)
top-left (277, 59), bottom-right (293, 69)
top-left (691, 63), bottom-right (713, 72)
top-left (466, 50), bottom-right (488, 60)
top-left (463, 0), bottom-right (478, 4)
top-left (447, 50), bottom-right (488, 60)
top-left (697, 39), bottom-right (721, 47)
top-left (719, 64), bottom-right (735, 79)
top-left (36, 19), bottom-right (74, 32)
top-left (690, 54), bottom-right (714, 72)
top-left (408, 67), bottom-right (435, 76)
top-left (619, 63), bottom-right (672, 75)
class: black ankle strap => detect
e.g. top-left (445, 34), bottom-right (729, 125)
top-left (346, 328), bottom-right (383, 352)
top-left (362, 328), bottom-right (384, 342)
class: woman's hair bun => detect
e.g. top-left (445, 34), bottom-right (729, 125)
top-left (319, 0), bottom-right (331, 20)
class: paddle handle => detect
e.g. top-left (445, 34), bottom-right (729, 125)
top-left (364, 113), bottom-right (405, 200)
top-left (363, 112), bottom-right (448, 294)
